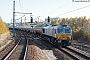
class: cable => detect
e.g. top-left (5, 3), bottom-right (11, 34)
top-left (51, 1), bottom-right (71, 13)
top-left (16, 1), bottom-right (27, 12)
top-left (19, 0), bottom-right (23, 12)
top-left (58, 4), bottom-right (90, 16)
top-left (20, 0), bottom-right (23, 9)
top-left (16, 1), bottom-right (30, 12)
top-left (41, 1), bottom-right (71, 17)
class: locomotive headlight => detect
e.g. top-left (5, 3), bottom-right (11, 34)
top-left (58, 40), bottom-right (61, 43)
top-left (68, 40), bottom-right (71, 43)
top-left (68, 36), bottom-right (71, 40)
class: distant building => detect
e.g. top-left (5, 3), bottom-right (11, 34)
top-left (45, 17), bottom-right (59, 23)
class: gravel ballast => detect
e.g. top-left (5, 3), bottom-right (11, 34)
top-left (27, 45), bottom-right (49, 60)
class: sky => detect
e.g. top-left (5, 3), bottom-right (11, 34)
top-left (0, 0), bottom-right (90, 23)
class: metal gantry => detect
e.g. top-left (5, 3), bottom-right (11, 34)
top-left (13, 1), bottom-right (32, 38)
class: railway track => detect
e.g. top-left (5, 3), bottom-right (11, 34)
top-left (72, 42), bottom-right (90, 53)
top-left (3, 29), bottom-right (90, 60)
top-left (38, 34), bottom-right (90, 60)
top-left (1, 32), bottom-right (28, 60)
top-left (59, 46), bottom-right (90, 60)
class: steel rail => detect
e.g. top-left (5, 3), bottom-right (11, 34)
top-left (1, 34), bottom-right (22, 60)
top-left (65, 46), bottom-right (90, 60)
top-left (23, 35), bottom-right (28, 60)
top-left (2, 32), bottom-right (28, 60)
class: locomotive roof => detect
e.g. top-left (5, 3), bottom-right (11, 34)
top-left (35, 24), bottom-right (49, 27)
top-left (43, 25), bottom-right (58, 29)
top-left (16, 25), bottom-right (37, 28)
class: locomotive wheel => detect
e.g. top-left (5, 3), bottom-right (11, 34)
top-left (50, 38), bottom-right (53, 43)
top-left (49, 38), bottom-right (51, 42)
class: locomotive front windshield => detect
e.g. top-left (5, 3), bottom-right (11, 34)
top-left (57, 27), bottom-right (71, 34)
top-left (57, 28), bottom-right (63, 33)
top-left (65, 28), bottom-right (71, 33)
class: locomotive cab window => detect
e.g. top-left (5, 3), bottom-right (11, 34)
top-left (54, 29), bottom-right (56, 34)
top-left (42, 29), bottom-right (45, 33)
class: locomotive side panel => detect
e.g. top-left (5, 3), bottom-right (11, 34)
top-left (43, 26), bottom-right (56, 38)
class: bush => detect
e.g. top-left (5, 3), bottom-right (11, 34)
top-left (73, 28), bottom-right (84, 40)
top-left (87, 35), bottom-right (90, 42)
top-left (0, 18), bottom-right (9, 34)
top-left (79, 29), bottom-right (84, 37)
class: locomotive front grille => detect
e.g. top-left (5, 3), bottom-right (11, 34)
top-left (56, 34), bottom-right (72, 40)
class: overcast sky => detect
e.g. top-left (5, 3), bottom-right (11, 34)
top-left (0, 0), bottom-right (90, 23)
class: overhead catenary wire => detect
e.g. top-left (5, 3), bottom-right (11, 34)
top-left (15, 2), bottom-right (32, 15)
top-left (16, 2), bottom-right (29, 12)
top-left (20, 0), bottom-right (24, 9)
top-left (41, 1), bottom-right (72, 17)
top-left (57, 4), bottom-right (90, 16)
top-left (19, 0), bottom-right (23, 12)
top-left (14, 1), bottom-right (90, 21)
top-left (41, 1), bottom-right (90, 19)
top-left (16, 1), bottom-right (72, 20)
top-left (16, 1), bottom-right (30, 12)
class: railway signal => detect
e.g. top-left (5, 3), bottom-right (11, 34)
top-left (31, 17), bottom-right (33, 23)
top-left (48, 16), bottom-right (50, 22)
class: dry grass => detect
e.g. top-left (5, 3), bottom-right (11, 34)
top-left (0, 31), bottom-right (10, 47)
top-left (87, 34), bottom-right (90, 42)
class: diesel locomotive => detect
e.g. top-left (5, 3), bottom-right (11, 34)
top-left (34, 24), bottom-right (72, 46)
